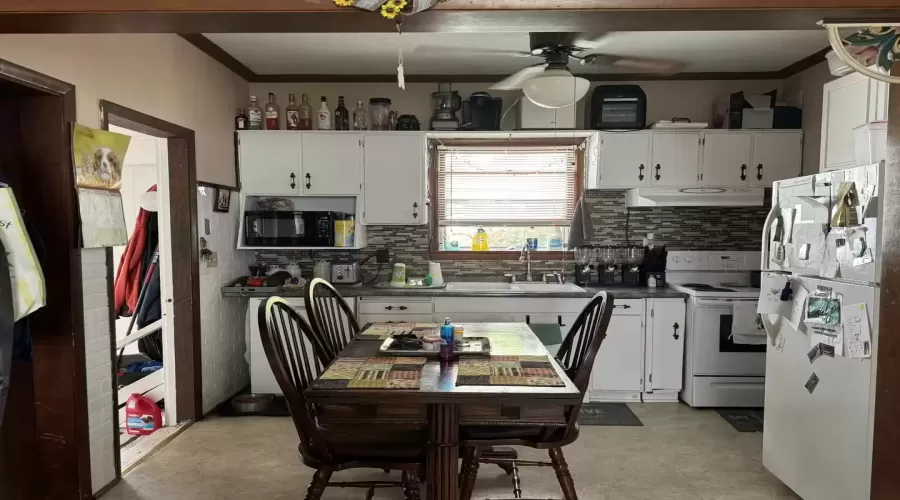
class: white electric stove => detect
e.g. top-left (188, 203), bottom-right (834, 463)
top-left (666, 251), bottom-right (766, 408)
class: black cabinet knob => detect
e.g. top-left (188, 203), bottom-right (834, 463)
top-left (740, 164), bottom-right (747, 181)
top-left (655, 164), bottom-right (661, 181)
top-left (289, 173), bottom-right (296, 189)
top-left (305, 172), bottom-right (312, 189)
top-left (673, 322), bottom-right (680, 340)
top-left (638, 164), bottom-right (645, 181)
top-left (756, 164), bottom-right (763, 181)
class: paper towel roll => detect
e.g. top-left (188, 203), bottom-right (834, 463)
top-left (428, 261), bottom-right (444, 285)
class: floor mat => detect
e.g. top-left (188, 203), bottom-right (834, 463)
top-left (578, 403), bottom-right (643, 426)
top-left (716, 408), bottom-right (764, 432)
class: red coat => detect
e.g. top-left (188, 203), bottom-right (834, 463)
top-left (114, 185), bottom-right (156, 316)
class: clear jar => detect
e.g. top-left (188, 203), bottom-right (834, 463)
top-left (369, 97), bottom-right (395, 130)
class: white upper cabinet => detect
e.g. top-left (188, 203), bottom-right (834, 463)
top-left (645, 299), bottom-right (686, 392)
top-left (751, 131), bottom-right (802, 186)
top-left (598, 132), bottom-right (651, 188)
top-left (300, 133), bottom-right (363, 195)
top-left (237, 131), bottom-right (301, 195)
top-left (650, 133), bottom-right (701, 187)
top-left (821, 72), bottom-right (889, 172)
top-left (364, 133), bottom-right (427, 225)
top-left (701, 132), bottom-right (752, 187)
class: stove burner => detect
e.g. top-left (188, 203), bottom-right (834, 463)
top-left (681, 283), bottom-right (737, 292)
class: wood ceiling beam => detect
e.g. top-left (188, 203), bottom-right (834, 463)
top-left (0, 8), bottom-right (898, 34)
top-left (3, 0), bottom-right (900, 13)
top-left (251, 72), bottom-right (785, 83)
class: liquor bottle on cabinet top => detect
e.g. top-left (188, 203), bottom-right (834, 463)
top-left (334, 96), bottom-right (350, 131)
top-left (317, 97), bottom-right (332, 130)
top-left (235, 108), bottom-right (247, 130)
top-left (264, 93), bottom-right (280, 130)
top-left (247, 96), bottom-right (262, 130)
top-left (285, 93), bottom-right (300, 130)
top-left (353, 101), bottom-right (368, 131)
top-left (298, 94), bottom-right (313, 130)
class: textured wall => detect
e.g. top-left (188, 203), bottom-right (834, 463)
top-left (783, 61), bottom-right (835, 175)
top-left (255, 190), bottom-right (767, 279)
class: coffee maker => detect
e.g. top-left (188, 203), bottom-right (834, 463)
top-left (430, 83), bottom-right (462, 131)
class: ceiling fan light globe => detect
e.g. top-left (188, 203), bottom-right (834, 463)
top-left (522, 70), bottom-right (590, 109)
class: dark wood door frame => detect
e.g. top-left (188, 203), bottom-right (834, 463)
top-left (0, 58), bottom-right (91, 500)
top-left (99, 101), bottom-right (203, 439)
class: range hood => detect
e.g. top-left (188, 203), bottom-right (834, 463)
top-left (625, 187), bottom-right (765, 207)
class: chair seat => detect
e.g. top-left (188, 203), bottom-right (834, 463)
top-left (320, 425), bottom-right (427, 460)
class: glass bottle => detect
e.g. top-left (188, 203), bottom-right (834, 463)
top-left (264, 93), bottom-right (280, 130)
top-left (317, 96), bottom-right (332, 130)
top-left (234, 107), bottom-right (247, 130)
top-left (247, 96), bottom-right (262, 130)
top-left (334, 96), bottom-right (349, 131)
top-left (285, 93), bottom-right (300, 130)
top-left (298, 94), bottom-right (313, 130)
top-left (352, 101), bottom-right (368, 131)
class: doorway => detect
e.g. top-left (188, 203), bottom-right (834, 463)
top-left (99, 100), bottom-right (202, 475)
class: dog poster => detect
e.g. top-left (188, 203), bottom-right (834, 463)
top-left (72, 123), bottom-right (130, 190)
top-left (71, 124), bottom-right (130, 247)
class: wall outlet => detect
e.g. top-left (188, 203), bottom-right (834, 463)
top-left (206, 251), bottom-right (218, 268)
top-left (375, 249), bottom-right (390, 263)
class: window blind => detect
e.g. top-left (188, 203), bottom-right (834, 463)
top-left (436, 145), bottom-right (577, 227)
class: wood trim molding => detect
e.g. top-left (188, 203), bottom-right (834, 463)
top-left (178, 33), bottom-right (256, 81)
top-left (775, 47), bottom-right (831, 79)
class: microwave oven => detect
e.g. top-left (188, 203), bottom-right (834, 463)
top-left (244, 211), bottom-right (335, 247)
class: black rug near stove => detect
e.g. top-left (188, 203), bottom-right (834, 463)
top-left (578, 403), bottom-right (643, 426)
top-left (716, 408), bottom-right (764, 432)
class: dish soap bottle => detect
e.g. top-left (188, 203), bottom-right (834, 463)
top-left (440, 317), bottom-right (455, 361)
top-left (472, 226), bottom-right (489, 251)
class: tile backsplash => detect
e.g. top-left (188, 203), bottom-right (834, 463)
top-left (254, 190), bottom-right (768, 280)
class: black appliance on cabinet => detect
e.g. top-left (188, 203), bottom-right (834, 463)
top-left (588, 85), bottom-right (647, 130)
top-left (244, 211), bottom-right (335, 247)
top-left (462, 92), bottom-right (503, 131)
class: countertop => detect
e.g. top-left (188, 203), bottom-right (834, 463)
top-left (221, 283), bottom-right (687, 300)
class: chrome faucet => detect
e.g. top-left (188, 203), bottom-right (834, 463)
top-left (520, 243), bottom-right (533, 282)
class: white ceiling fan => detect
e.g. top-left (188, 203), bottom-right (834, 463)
top-left (417, 33), bottom-right (682, 108)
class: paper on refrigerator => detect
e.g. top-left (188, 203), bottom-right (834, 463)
top-left (758, 273), bottom-right (792, 317)
top-left (806, 295), bottom-right (844, 356)
top-left (842, 302), bottom-right (872, 359)
top-left (787, 284), bottom-right (809, 333)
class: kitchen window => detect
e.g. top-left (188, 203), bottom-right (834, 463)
top-left (430, 140), bottom-right (582, 259)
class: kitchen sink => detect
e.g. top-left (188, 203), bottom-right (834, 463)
top-left (445, 282), bottom-right (515, 291)
top-left (511, 283), bottom-right (585, 293)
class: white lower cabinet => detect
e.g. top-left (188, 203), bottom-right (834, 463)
top-left (589, 314), bottom-right (644, 402)
top-left (643, 299), bottom-right (687, 401)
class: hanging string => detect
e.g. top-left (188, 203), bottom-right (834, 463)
top-left (396, 20), bottom-right (406, 90)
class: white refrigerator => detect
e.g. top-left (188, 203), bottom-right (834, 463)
top-left (760, 163), bottom-right (881, 500)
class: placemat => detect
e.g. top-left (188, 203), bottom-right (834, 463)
top-left (358, 322), bottom-right (439, 341)
top-left (455, 355), bottom-right (565, 387)
top-left (311, 357), bottom-right (427, 389)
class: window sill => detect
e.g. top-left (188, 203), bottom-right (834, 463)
top-left (430, 251), bottom-right (570, 261)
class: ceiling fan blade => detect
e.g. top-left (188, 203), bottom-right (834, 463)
top-left (490, 64), bottom-right (547, 91)
top-left (582, 53), bottom-right (681, 73)
top-left (570, 33), bottom-right (610, 51)
top-left (413, 44), bottom-right (533, 57)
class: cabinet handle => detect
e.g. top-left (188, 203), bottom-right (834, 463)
top-left (756, 164), bottom-right (763, 181)
top-left (740, 164), bottom-right (747, 181)
top-left (384, 305), bottom-right (394, 310)
top-left (654, 164), bottom-right (661, 181)
top-left (399, 305), bottom-right (408, 311)
top-left (412, 202), bottom-right (419, 220)
top-left (557, 315), bottom-right (566, 327)
top-left (289, 173), bottom-right (296, 189)
top-left (613, 304), bottom-right (631, 309)
top-left (305, 173), bottom-right (312, 189)
top-left (673, 322), bottom-right (680, 340)
top-left (638, 164), bottom-right (645, 181)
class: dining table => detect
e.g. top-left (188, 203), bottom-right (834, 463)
top-left (304, 322), bottom-right (582, 500)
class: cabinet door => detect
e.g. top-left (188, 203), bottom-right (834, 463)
top-left (598, 132), bottom-right (650, 188)
top-left (645, 299), bottom-right (686, 391)
top-left (821, 74), bottom-right (870, 171)
top-left (364, 133), bottom-right (426, 224)
top-left (238, 131), bottom-right (301, 195)
top-left (441, 314), bottom-right (514, 323)
top-left (751, 132), bottom-right (802, 187)
top-left (701, 133), bottom-right (752, 187)
top-left (590, 315), bottom-right (643, 392)
top-left (650, 133), bottom-right (701, 187)
top-left (301, 133), bottom-right (363, 195)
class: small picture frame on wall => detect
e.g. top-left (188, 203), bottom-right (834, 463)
top-left (214, 187), bottom-right (231, 213)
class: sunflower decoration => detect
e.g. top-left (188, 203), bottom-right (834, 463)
top-left (381, 0), bottom-right (408, 19)
top-left (333, 0), bottom-right (354, 5)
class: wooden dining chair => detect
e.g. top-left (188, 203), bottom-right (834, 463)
top-left (258, 297), bottom-right (425, 500)
top-left (458, 291), bottom-right (614, 500)
top-left (304, 278), bottom-right (361, 363)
